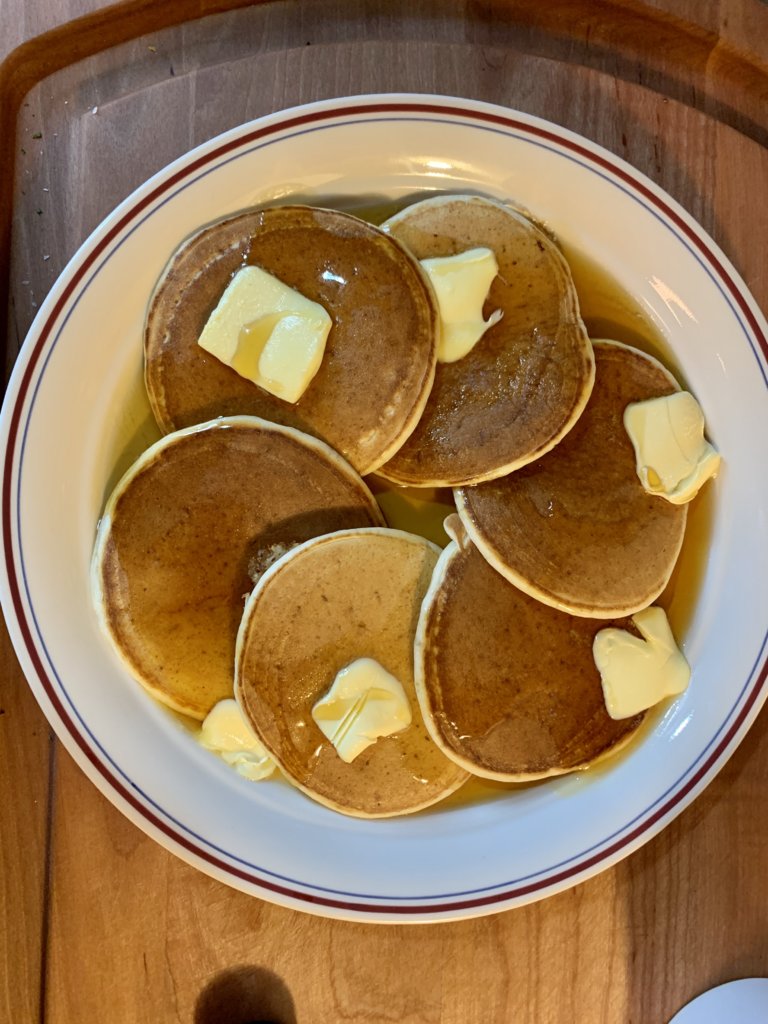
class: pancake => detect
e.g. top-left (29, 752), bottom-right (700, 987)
top-left (414, 517), bottom-right (645, 780)
top-left (235, 528), bottom-right (469, 817)
top-left (456, 340), bottom-right (688, 618)
top-left (91, 416), bottom-right (384, 720)
top-left (144, 205), bottom-right (438, 476)
top-left (378, 194), bottom-right (595, 486)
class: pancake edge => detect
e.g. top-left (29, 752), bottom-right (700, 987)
top-left (234, 526), bottom-right (470, 818)
top-left (454, 339), bottom-right (690, 619)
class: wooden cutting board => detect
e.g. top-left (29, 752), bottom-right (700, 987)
top-left (2, 3), bottom-right (767, 1022)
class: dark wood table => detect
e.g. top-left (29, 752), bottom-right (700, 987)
top-left (2, 2), bottom-right (768, 1021)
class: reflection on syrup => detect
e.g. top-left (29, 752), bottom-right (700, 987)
top-left (366, 475), bottom-right (455, 548)
top-left (659, 485), bottom-right (714, 641)
top-left (563, 242), bottom-right (688, 386)
top-left (436, 775), bottom-right (533, 810)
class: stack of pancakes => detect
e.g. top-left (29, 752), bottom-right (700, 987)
top-left (92, 195), bottom-right (698, 814)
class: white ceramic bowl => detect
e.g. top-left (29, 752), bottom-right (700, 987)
top-left (2, 94), bottom-right (767, 922)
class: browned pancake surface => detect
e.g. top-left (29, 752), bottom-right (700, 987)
top-left (456, 341), bottom-right (688, 617)
top-left (416, 533), bottom-right (644, 779)
top-left (236, 530), bottom-right (468, 817)
top-left (379, 195), bottom-right (594, 485)
top-left (93, 418), bottom-right (384, 719)
top-left (144, 205), bottom-right (437, 475)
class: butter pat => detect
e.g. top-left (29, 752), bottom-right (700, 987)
top-left (593, 607), bottom-right (691, 720)
top-left (197, 265), bottom-right (331, 403)
top-left (420, 248), bottom-right (503, 363)
top-left (624, 391), bottom-right (721, 504)
top-left (311, 658), bottom-right (412, 763)
top-left (199, 698), bottom-right (275, 780)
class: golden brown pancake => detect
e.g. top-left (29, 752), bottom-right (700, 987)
top-left (378, 194), bottom-right (595, 486)
top-left (235, 528), bottom-right (469, 817)
top-left (415, 517), bottom-right (645, 780)
top-left (456, 340), bottom-right (688, 618)
top-left (91, 416), bottom-right (384, 720)
top-left (144, 205), bottom-right (438, 476)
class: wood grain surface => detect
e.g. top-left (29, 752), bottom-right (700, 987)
top-left (2, 3), bottom-right (768, 1023)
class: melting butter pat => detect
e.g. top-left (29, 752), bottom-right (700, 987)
top-left (420, 248), bottom-right (503, 363)
top-left (593, 607), bottom-right (691, 720)
top-left (311, 658), bottom-right (412, 763)
top-left (624, 391), bottom-right (721, 504)
top-left (199, 698), bottom-right (275, 780)
top-left (197, 265), bottom-right (331, 403)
